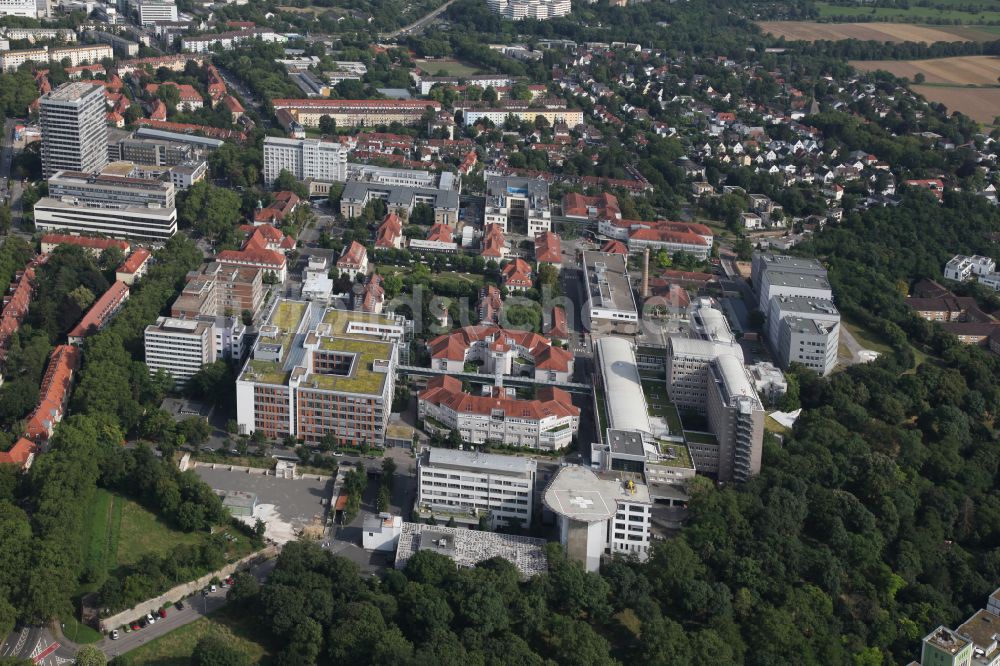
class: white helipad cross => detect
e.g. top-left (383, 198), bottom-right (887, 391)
top-left (570, 495), bottom-right (594, 509)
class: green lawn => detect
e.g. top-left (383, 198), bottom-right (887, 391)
top-left (415, 58), bottom-right (481, 77)
top-left (641, 377), bottom-right (684, 434)
top-left (83, 489), bottom-right (123, 578)
top-left (122, 605), bottom-right (273, 666)
top-left (116, 498), bottom-right (208, 567)
top-left (62, 615), bottom-right (102, 644)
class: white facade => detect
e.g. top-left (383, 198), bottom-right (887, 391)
top-left (144, 317), bottom-right (215, 387)
top-left (34, 198), bottom-right (178, 243)
top-left (0, 0), bottom-right (39, 18)
top-left (484, 175), bottom-right (551, 235)
top-left (944, 254), bottom-right (996, 282)
top-left (50, 44), bottom-right (113, 67)
top-left (0, 48), bottom-right (47, 71)
top-left (767, 296), bottom-right (840, 376)
top-left (181, 29), bottom-right (284, 53)
top-left (485, 0), bottom-right (571, 21)
top-left (263, 136), bottom-right (349, 185)
top-left (581, 251), bottom-right (639, 326)
top-left (362, 513), bottom-right (402, 551)
top-left (136, 0), bottom-right (178, 23)
top-left (417, 448), bottom-right (536, 528)
top-left (40, 82), bottom-right (108, 177)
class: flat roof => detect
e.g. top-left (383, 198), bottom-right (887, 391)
top-left (765, 270), bottom-right (831, 291)
top-left (341, 180), bottom-right (459, 212)
top-left (784, 316), bottom-right (838, 337)
top-left (756, 253), bottom-right (826, 274)
top-left (544, 465), bottom-right (650, 522)
top-left (772, 295), bottom-right (839, 317)
top-left (44, 81), bottom-right (104, 102)
top-left (426, 447), bottom-right (536, 475)
top-left (957, 610), bottom-right (1000, 658)
top-left (607, 429), bottom-right (645, 457)
top-left (394, 522), bottom-right (547, 578)
top-left (583, 251), bottom-right (637, 315)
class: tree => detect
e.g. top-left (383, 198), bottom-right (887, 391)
top-left (73, 646), bottom-right (107, 666)
top-left (318, 115), bottom-right (336, 135)
top-left (483, 86), bottom-right (498, 104)
top-left (376, 485), bottom-right (390, 513)
top-left (273, 169), bottom-right (308, 199)
top-left (178, 182), bottom-right (241, 241)
top-left (192, 635), bottom-right (252, 666)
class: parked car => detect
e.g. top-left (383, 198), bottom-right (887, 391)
top-left (229, 449), bottom-right (239, 455)
top-left (110, 630), bottom-right (119, 640)
top-left (175, 601), bottom-right (185, 610)
top-left (210, 584), bottom-right (217, 592)
top-left (158, 608), bottom-right (166, 618)
top-left (138, 619), bottom-right (146, 628)
top-left (146, 613), bottom-right (156, 625)
top-left (123, 625), bottom-right (131, 634)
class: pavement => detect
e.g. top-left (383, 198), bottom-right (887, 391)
top-left (0, 560), bottom-right (278, 663)
top-left (381, 0), bottom-right (459, 39)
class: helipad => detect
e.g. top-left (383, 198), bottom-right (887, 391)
top-left (543, 466), bottom-right (617, 523)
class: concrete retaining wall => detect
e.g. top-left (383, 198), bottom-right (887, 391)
top-left (98, 545), bottom-right (280, 632)
top-left (191, 462), bottom-right (331, 482)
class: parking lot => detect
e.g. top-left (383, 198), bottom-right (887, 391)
top-left (193, 466), bottom-right (334, 543)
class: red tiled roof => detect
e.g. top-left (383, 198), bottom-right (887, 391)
top-left (629, 228), bottom-right (709, 247)
top-left (116, 247), bottom-right (151, 275)
top-left (426, 223), bottom-right (453, 243)
top-left (41, 234), bottom-right (129, 252)
top-left (502, 258), bottom-right (533, 288)
top-left (222, 95), bottom-right (244, 114)
top-left (563, 192), bottom-right (620, 219)
top-left (375, 213), bottom-right (403, 248)
top-left (427, 325), bottom-right (572, 372)
top-left (0, 438), bottom-right (37, 468)
top-left (534, 231), bottom-right (561, 264)
top-left (420, 375), bottom-right (578, 420)
top-left (337, 241), bottom-right (368, 269)
top-left (600, 239), bottom-right (628, 255)
top-left (68, 281), bottom-right (129, 341)
top-left (481, 224), bottom-right (506, 258)
top-left (24, 345), bottom-right (80, 441)
top-left (272, 99), bottom-right (441, 110)
top-left (217, 248), bottom-right (285, 267)
top-left (546, 306), bottom-right (569, 340)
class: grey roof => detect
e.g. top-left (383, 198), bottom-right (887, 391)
top-left (711, 354), bottom-right (762, 410)
top-left (341, 180), bottom-right (459, 212)
top-left (607, 429), bottom-right (645, 457)
top-left (757, 253), bottom-right (825, 274)
top-left (583, 252), bottom-right (637, 315)
top-left (765, 270), bottom-right (831, 291)
top-left (135, 127), bottom-right (224, 149)
top-left (426, 447), bottom-right (536, 475)
top-left (770, 295), bottom-right (839, 318)
top-left (394, 522), bottom-right (547, 578)
top-left (784, 316), bottom-right (838, 337)
top-left (544, 465), bottom-right (651, 523)
top-left (668, 336), bottom-right (744, 363)
top-left (595, 336), bottom-right (651, 434)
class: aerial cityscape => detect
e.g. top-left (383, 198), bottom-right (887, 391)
top-left (0, 0), bottom-right (998, 663)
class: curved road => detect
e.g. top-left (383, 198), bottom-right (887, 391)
top-left (381, 0), bottom-right (459, 40)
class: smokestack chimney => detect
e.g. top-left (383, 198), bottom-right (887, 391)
top-left (642, 248), bottom-right (650, 300)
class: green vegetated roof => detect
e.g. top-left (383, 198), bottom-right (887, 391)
top-left (653, 439), bottom-right (694, 469)
top-left (309, 337), bottom-right (393, 396)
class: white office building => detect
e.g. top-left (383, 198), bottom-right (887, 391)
top-left (543, 465), bottom-right (652, 572)
top-left (144, 316), bottom-right (216, 387)
top-left (767, 296), bottom-right (840, 376)
top-left (262, 136), bottom-right (350, 186)
top-left (581, 251), bottom-right (639, 330)
top-left (484, 175), bottom-right (551, 235)
top-left (135, 0), bottom-right (178, 23)
top-left (0, 0), bottom-right (39, 18)
top-left (416, 448), bottom-right (536, 528)
top-left (40, 82), bottom-right (108, 178)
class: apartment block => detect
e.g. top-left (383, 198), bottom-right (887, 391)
top-left (458, 101), bottom-right (583, 127)
top-left (486, 0), bottom-right (571, 19)
top-left (416, 447), bottom-right (536, 528)
top-left (24, 345), bottom-right (80, 442)
top-left (40, 82), bottom-right (108, 177)
top-left (0, 0), bottom-right (40, 18)
top-left (485, 175), bottom-right (551, 235)
top-left (418, 375), bottom-right (579, 451)
top-left (136, 0), bottom-right (178, 23)
top-left (144, 317), bottom-right (215, 386)
top-left (913, 587), bottom-right (1000, 666)
top-left (181, 28), bottom-right (284, 53)
top-left (263, 136), bottom-right (350, 185)
top-left (236, 302), bottom-right (407, 447)
top-left (943, 254), bottom-right (995, 282)
top-left (271, 99), bottom-right (440, 128)
top-left (67, 281), bottom-right (129, 344)
top-left (171, 262), bottom-right (264, 321)
top-left (40, 233), bottom-right (130, 256)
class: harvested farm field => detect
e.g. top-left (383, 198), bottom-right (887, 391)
top-left (850, 55), bottom-right (1000, 85)
top-left (912, 85), bottom-right (1000, 123)
top-left (758, 21), bottom-right (990, 42)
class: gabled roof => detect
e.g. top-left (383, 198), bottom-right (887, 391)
top-left (534, 231), bottom-right (561, 264)
top-left (0, 438), bottom-right (37, 468)
top-left (375, 213), bottom-right (403, 248)
top-left (427, 223), bottom-right (453, 243)
top-left (337, 241), bottom-right (368, 268)
top-left (420, 375), bottom-right (578, 420)
top-left (116, 247), bottom-right (151, 275)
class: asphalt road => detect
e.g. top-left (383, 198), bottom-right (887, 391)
top-left (381, 0), bottom-right (459, 39)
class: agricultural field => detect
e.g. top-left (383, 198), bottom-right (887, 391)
top-left (850, 55), bottom-right (1000, 85)
top-left (815, 1), bottom-right (1000, 23)
top-left (758, 20), bottom-right (996, 42)
top-left (913, 84), bottom-right (1000, 123)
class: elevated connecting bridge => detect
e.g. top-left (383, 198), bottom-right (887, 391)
top-left (396, 365), bottom-right (594, 395)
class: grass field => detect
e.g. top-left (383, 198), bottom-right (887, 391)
top-left (414, 58), bottom-right (480, 77)
top-left (815, 2), bottom-right (1000, 23)
top-left (84, 489), bottom-right (123, 577)
top-left (122, 606), bottom-right (272, 666)
top-left (758, 20), bottom-right (998, 42)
